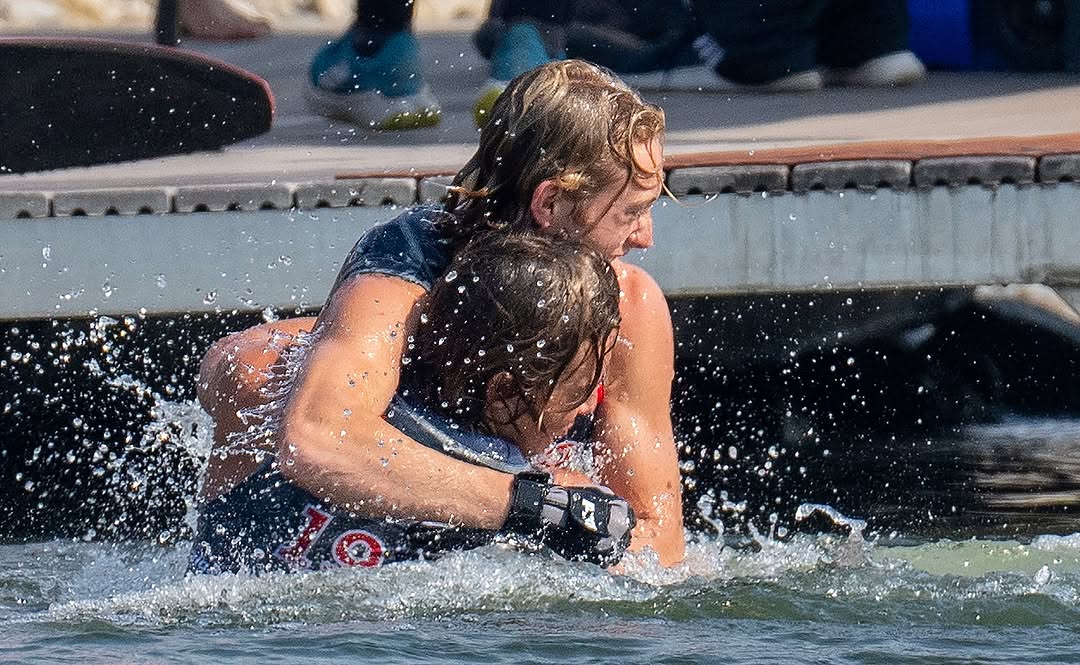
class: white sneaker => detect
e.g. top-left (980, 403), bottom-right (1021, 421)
top-left (623, 65), bottom-right (738, 92)
top-left (826, 50), bottom-right (927, 87)
top-left (754, 70), bottom-right (824, 92)
top-left (625, 67), bottom-right (823, 93)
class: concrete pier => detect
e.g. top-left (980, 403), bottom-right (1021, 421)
top-left (5, 32), bottom-right (1080, 318)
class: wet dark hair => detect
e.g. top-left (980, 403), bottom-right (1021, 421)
top-left (402, 233), bottom-right (621, 432)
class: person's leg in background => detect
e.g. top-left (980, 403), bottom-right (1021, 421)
top-left (307, 0), bottom-right (441, 130)
top-left (817, 0), bottom-right (926, 86)
top-left (178, 0), bottom-right (272, 40)
top-left (691, 0), bottom-right (830, 90)
top-left (566, 0), bottom-right (699, 74)
top-left (474, 0), bottom-right (724, 96)
top-left (473, 0), bottom-right (576, 126)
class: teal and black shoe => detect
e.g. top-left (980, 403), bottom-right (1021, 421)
top-left (474, 22), bottom-right (560, 128)
top-left (307, 29), bottom-right (440, 130)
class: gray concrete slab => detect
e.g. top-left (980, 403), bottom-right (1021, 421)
top-left (1039, 154), bottom-right (1080, 183)
top-left (294, 178), bottom-right (417, 208)
top-left (667, 165), bottom-right (789, 195)
top-left (791, 160), bottom-right (912, 192)
top-left (914, 156), bottom-right (1037, 188)
top-left (52, 187), bottom-right (172, 216)
top-left (419, 176), bottom-right (456, 204)
top-left (0, 192), bottom-right (49, 218)
top-left (174, 183), bottom-right (295, 213)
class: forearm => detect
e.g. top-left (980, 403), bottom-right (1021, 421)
top-left (279, 410), bottom-right (515, 529)
top-left (267, 274), bottom-right (516, 530)
top-left (597, 432), bottom-right (684, 566)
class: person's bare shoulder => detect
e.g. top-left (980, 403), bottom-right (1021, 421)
top-left (319, 273), bottom-right (428, 337)
top-left (611, 261), bottom-right (671, 338)
top-left (604, 261), bottom-right (673, 403)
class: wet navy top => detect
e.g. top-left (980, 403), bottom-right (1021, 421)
top-left (189, 395), bottom-right (534, 575)
top-left (330, 204), bottom-right (455, 295)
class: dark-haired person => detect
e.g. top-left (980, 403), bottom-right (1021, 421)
top-left (198, 59), bottom-right (685, 566)
top-left (190, 234), bottom-right (633, 573)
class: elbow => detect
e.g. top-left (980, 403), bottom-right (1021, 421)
top-left (274, 406), bottom-right (388, 486)
top-left (274, 414), bottom-right (325, 484)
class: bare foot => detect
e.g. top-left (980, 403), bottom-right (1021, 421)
top-left (178, 0), bottom-right (272, 41)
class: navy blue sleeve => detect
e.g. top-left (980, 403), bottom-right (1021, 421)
top-left (332, 206), bottom-right (453, 293)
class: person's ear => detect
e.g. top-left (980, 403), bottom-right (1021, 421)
top-left (530, 179), bottom-right (560, 230)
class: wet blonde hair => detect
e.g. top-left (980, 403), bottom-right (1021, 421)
top-left (442, 59), bottom-right (665, 244)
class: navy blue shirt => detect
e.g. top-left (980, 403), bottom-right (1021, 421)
top-left (189, 395), bottom-right (534, 575)
top-left (331, 204), bottom-right (455, 295)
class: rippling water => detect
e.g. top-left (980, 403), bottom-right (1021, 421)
top-left (5, 531), bottom-right (1080, 664)
top-left (6, 384), bottom-right (1080, 664)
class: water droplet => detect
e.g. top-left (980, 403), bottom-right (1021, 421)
top-left (444, 270), bottom-right (459, 282)
top-left (536, 339), bottom-right (546, 348)
top-left (155, 273), bottom-right (167, 288)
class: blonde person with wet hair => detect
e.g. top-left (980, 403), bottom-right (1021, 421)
top-left (197, 59), bottom-right (685, 566)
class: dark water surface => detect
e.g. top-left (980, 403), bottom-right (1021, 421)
top-left (6, 395), bottom-right (1080, 664)
top-left (5, 531), bottom-right (1080, 664)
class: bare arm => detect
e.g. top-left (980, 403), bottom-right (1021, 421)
top-left (593, 263), bottom-right (685, 565)
top-left (276, 273), bottom-right (515, 529)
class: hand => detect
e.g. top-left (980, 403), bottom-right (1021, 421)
top-left (502, 474), bottom-right (636, 567)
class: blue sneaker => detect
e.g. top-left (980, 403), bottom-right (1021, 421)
top-left (307, 30), bottom-right (440, 130)
top-left (474, 22), bottom-right (558, 127)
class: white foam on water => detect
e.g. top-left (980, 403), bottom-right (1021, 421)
top-left (15, 381), bottom-right (1080, 629)
top-left (38, 545), bottom-right (655, 627)
top-left (9, 517), bottom-right (1080, 631)
top-left (14, 515), bottom-right (875, 628)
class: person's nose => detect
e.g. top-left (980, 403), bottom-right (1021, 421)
top-left (629, 213), bottom-right (654, 249)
